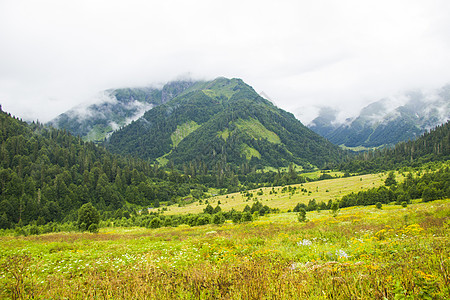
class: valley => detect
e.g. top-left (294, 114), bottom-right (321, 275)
top-left (3, 1), bottom-right (450, 297)
top-left (0, 78), bottom-right (448, 299)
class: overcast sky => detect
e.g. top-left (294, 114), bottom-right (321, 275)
top-left (1, 0), bottom-right (450, 124)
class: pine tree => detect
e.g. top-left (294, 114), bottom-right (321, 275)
top-left (77, 202), bottom-right (100, 232)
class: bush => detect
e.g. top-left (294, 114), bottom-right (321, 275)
top-left (376, 202), bottom-right (382, 209)
top-left (149, 217), bottom-right (162, 228)
top-left (203, 204), bottom-right (214, 214)
top-left (385, 171), bottom-right (397, 186)
top-left (29, 225), bottom-right (40, 235)
top-left (330, 201), bottom-right (339, 217)
top-left (232, 212), bottom-right (242, 224)
top-left (196, 215), bottom-right (211, 226)
top-left (212, 213), bottom-right (225, 225)
top-left (293, 203), bottom-right (307, 212)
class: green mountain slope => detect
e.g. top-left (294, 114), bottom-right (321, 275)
top-left (106, 78), bottom-right (345, 170)
top-left (48, 81), bottom-right (196, 142)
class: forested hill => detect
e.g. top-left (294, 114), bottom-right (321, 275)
top-left (0, 106), bottom-right (326, 230)
top-left (338, 121), bottom-right (450, 173)
top-left (106, 77), bottom-right (346, 170)
top-left (0, 107), bottom-right (211, 229)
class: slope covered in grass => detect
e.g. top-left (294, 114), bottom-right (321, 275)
top-left (166, 173), bottom-right (388, 215)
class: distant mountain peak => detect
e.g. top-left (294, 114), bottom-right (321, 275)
top-left (308, 84), bottom-right (450, 148)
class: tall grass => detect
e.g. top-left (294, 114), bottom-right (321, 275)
top-left (1, 200), bottom-right (449, 299)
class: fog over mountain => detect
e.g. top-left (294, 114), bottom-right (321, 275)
top-left (308, 84), bottom-right (450, 148)
top-left (1, 1), bottom-right (450, 123)
top-left (48, 81), bottom-right (196, 141)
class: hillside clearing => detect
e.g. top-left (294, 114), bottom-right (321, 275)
top-left (166, 173), bottom-right (390, 215)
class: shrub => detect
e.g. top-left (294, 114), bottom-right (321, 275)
top-left (385, 171), bottom-right (397, 186)
top-left (203, 204), bottom-right (214, 214)
top-left (149, 217), bottom-right (161, 229)
top-left (196, 215), bottom-right (211, 226)
top-left (232, 212), bottom-right (242, 224)
top-left (212, 212), bottom-right (225, 225)
top-left (88, 223), bottom-right (99, 233)
top-left (29, 225), bottom-right (40, 235)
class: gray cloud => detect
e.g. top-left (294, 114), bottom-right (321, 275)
top-left (1, 0), bottom-right (450, 123)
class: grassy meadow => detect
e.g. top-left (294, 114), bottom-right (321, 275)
top-left (1, 198), bottom-right (449, 299)
top-left (166, 173), bottom-right (389, 215)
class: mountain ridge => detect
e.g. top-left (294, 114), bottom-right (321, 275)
top-left (106, 77), bottom-right (345, 170)
top-left (308, 84), bottom-right (450, 148)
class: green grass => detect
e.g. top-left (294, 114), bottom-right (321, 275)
top-left (156, 153), bottom-right (170, 166)
top-left (171, 120), bottom-right (200, 148)
top-left (218, 118), bottom-right (281, 143)
top-left (166, 173), bottom-right (389, 215)
top-left (338, 144), bottom-right (383, 151)
top-left (262, 163), bottom-right (305, 172)
top-left (1, 200), bottom-right (448, 299)
top-left (240, 143), bottom-right (261, 160)
top-left (181, 77), bottom-right (240, 100)
top-left (234, 118), bottom-right (281, 144)
top-left (84, 124), bottom-right (115, 142)
top-left (217, 128), bottom-right (230, 141)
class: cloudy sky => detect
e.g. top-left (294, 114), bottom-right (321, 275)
top-left (1, 0), bottom-right (450, 124)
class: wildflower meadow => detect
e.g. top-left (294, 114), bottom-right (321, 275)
top-left (1, 199), bottom-right (448, 299)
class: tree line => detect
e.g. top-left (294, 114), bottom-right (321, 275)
top-left (0, 108), bottom-right (314, 230)
top-left (336, 121), bottom-right (450, 173)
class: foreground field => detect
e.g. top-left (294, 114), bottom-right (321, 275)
top-left (1, 199), bottom-right (449, 299)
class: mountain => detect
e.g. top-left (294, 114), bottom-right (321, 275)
top-left (106, 77), bottom-right (345, 170)
top-left (48, 80), bottom-right (196, 142)
top-left (309, 85), bottom-right (450, 149)
top-left (338, 121), bottom-right (450, 173)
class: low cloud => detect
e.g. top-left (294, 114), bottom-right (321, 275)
top-left (1, 0), bottom-right (450, 123)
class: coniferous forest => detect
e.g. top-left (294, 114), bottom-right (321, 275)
top-left (1, 101), bottom-right (449, 231)
top-left (337, 121), bottom-right (450, 172)
top-left (0, 107), bottom-right (319, 229)
top-left (0, 107), bottom-right (204, 228)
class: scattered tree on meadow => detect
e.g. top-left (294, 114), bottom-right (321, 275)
top-left (330, 201), bottom-right (339, 217)
top-left (77, 202), bottom-right (100, 233)
top-left (297, 208), bottom-right (307, 222)
top-left (203, 204), bottom-right (214, 214)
